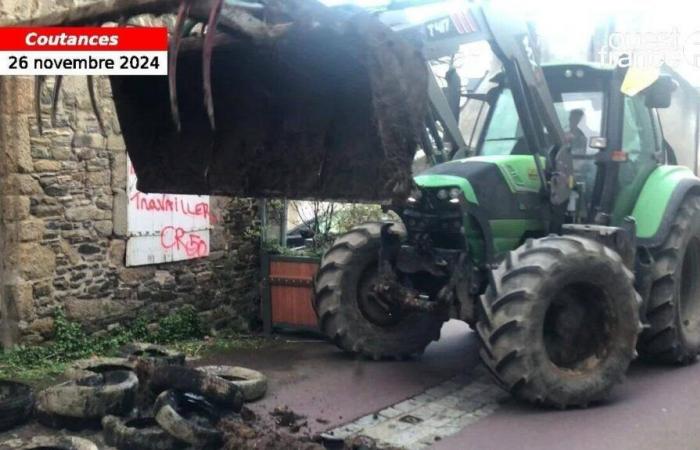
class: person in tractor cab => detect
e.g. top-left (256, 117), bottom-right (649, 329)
top-left (566, 108), bottom-right (588, 155)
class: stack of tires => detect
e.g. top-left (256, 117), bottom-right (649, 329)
top-left (0, 343), bottom-right (268, 450)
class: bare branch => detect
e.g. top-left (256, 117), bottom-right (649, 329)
top-left (3, 0), bottom-right (289, 42)
top-left (4, 0), bottom-right (182, 26)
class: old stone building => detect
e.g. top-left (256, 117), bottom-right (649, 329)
top-left (0, 2), bottom-right (260, 348)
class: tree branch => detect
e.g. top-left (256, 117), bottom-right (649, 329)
top-left (2, 0), bottom-right (289, 42)
top-left (4, 0), bottom-right (182, 26)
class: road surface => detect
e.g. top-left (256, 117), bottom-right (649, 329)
top-left (204, 320), bottom-right (700, 450)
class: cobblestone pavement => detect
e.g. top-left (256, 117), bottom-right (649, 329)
top-left (323, 366), bottom-right (508, 449)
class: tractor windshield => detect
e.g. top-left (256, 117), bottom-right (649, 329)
top-left (480, 87), bottom-right (604, 157)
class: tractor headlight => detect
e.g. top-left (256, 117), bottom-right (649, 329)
top-left (407, 188), bottom-right (422, 204)
top-left (436, 189), bottom-right (449, 200)
top-left (449, 188), bottom-right (461, 199)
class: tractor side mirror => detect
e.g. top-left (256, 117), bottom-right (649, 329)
top-left (644, 75), bottom-right (678, 109)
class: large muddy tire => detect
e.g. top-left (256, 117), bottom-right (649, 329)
top-left (102, 415), bottom-right (186, 450)
top-left (196, 366), bottom-right (267, 402)
top-left (314, 222), bottom-right (446, 360)
top-left (0, 380), bottom-right (33, 431)
top-left (64, 357), bottom-right (136, 380)
top-left (154, 390), bottom-right (223, 449)
top-left (639, 196), bottom-right (700, 363)
top-left (36, 370), bottom-right (138, 420)
top-left (0, 435), bottom-right (98, 450)
top-left (150, 365), bottom-right (244, 412)
top-left (477, 235), bottom-right (641, 408)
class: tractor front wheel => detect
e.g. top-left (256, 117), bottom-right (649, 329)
top-left (477, 235), bottom-right (641, 408)
top-left (314, 223), bottom-right (446, 360)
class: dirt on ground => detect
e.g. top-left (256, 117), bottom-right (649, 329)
top-left (219, 404), bottom-right (401, 450)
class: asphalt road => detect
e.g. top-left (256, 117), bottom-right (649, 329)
top-left (197, 320), bottom-right (479, 436)
top-left (206, 320), bottom-right (700, 450)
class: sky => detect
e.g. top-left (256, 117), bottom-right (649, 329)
top-left (319, 0), bottom-right (700, 87)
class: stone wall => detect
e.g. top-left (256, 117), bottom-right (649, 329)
top-left (0, 3), bottom-right (261, 348)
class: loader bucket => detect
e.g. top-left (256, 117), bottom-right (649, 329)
top-left (110, 2), bottom-right (428, 202)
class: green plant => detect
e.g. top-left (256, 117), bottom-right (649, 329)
top-left (152, 306), bottom-right (205, 343)
top-left (0, 307), bottom-right (206, 382)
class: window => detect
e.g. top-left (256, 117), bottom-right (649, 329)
top-left (479, 88), bottom-right (604, 157)
top-left (622, 95), bottom-right (657, 160)
top-left (554, 92), bottom-right (604, 156)
top-left (612, 94), bottom-right (660, 223)
top-left (480, 89), bottom-right (525, 156)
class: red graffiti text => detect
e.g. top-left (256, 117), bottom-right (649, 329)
top-left (160, 226), bottom-right (208, 258)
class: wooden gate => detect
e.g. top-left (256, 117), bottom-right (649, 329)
top-left (261, 254), bottom-right (320, 334)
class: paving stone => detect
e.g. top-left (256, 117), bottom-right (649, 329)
top-left (438, 407), bottom-right (465, 419)
top-left (391, 398), bottom-right (423, 413)
top-left (327, 423), bottom-right (364, 439)
top-left (411, 391), bottom-right (438, 403)
top-left (361, 419), bottom-right (413, 442)
top-left (407, 405), bottom-right (439, 421)
top-left (377, 406), bottom-right (404, 419)
top-left (433, 394), bottom-right (462, 408)
top-left (351, 413), bottom-right (386, 429)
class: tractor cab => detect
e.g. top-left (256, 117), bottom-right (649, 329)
top-left (446, 63), bottom-right (672, 226)
top-left (413, 50), bottom-right (697, 263)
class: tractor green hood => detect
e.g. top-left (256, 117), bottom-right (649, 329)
top-left (411, 155), bottom-right (547, 262)
top-left (416, 155), bottom-right (543, 203)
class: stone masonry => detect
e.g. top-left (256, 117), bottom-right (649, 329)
top-left (0, 2), bottom-right (260, 348)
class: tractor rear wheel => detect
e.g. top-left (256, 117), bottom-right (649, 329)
top-left (477, 235), bottom-right (641, 408)
top-left (314, 222), bottom-right (446, 360)
top-left (639, 195), bottom-right (700, 364)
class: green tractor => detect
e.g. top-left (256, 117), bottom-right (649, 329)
top-left (314, 3), bottom-right (700, 407)
top-left (46, 0), bottom-right (699, 409)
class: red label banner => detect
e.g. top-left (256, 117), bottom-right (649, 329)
top-left (0, 27), bottom-right (168, 51)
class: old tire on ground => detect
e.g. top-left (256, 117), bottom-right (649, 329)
top-left (64, 357), bottom-right (136, 380)
top-left (477, 235), bottom-right (641, 408)
top-left (36, 370), bottom-right (138, 420)
top-left (0, 435), bottom-right (98, 450)
top-left (34, 401), bottom-right (101, 431)
top-left (314, 222), bottom-right (446, 360)
top-left (639, 195), bottom-right (700, 364)
top-left (154, 390), bottom-right (223, 449)
top-left (0, 380), bottom-right (33, 432)
top-left (102, 415), bottom-right (186, 450)
top-left (150, 365), bottom-right (243, 411)
top-left (119, 343), bottom-right (185, 366)
top-left (196, 366), bottom-right (267, 402)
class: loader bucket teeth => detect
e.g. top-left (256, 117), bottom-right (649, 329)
top-left (50, 75), bottom-right (63, 127)
top-left (203, 0), bottom-right (225, 131)
top-left (34, 75), bottom-right (45, 135)
top-left (169, 0), bottom-right (193, 132)
top-left (87, 75), bottom-right (107, 137)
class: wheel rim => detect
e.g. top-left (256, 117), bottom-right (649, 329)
top-left (356, 264), bottom-right (403, 327)
top-left (680, 238), bottom-right (700, 345)
top-left (543, 282), bottom-right (615, 372)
